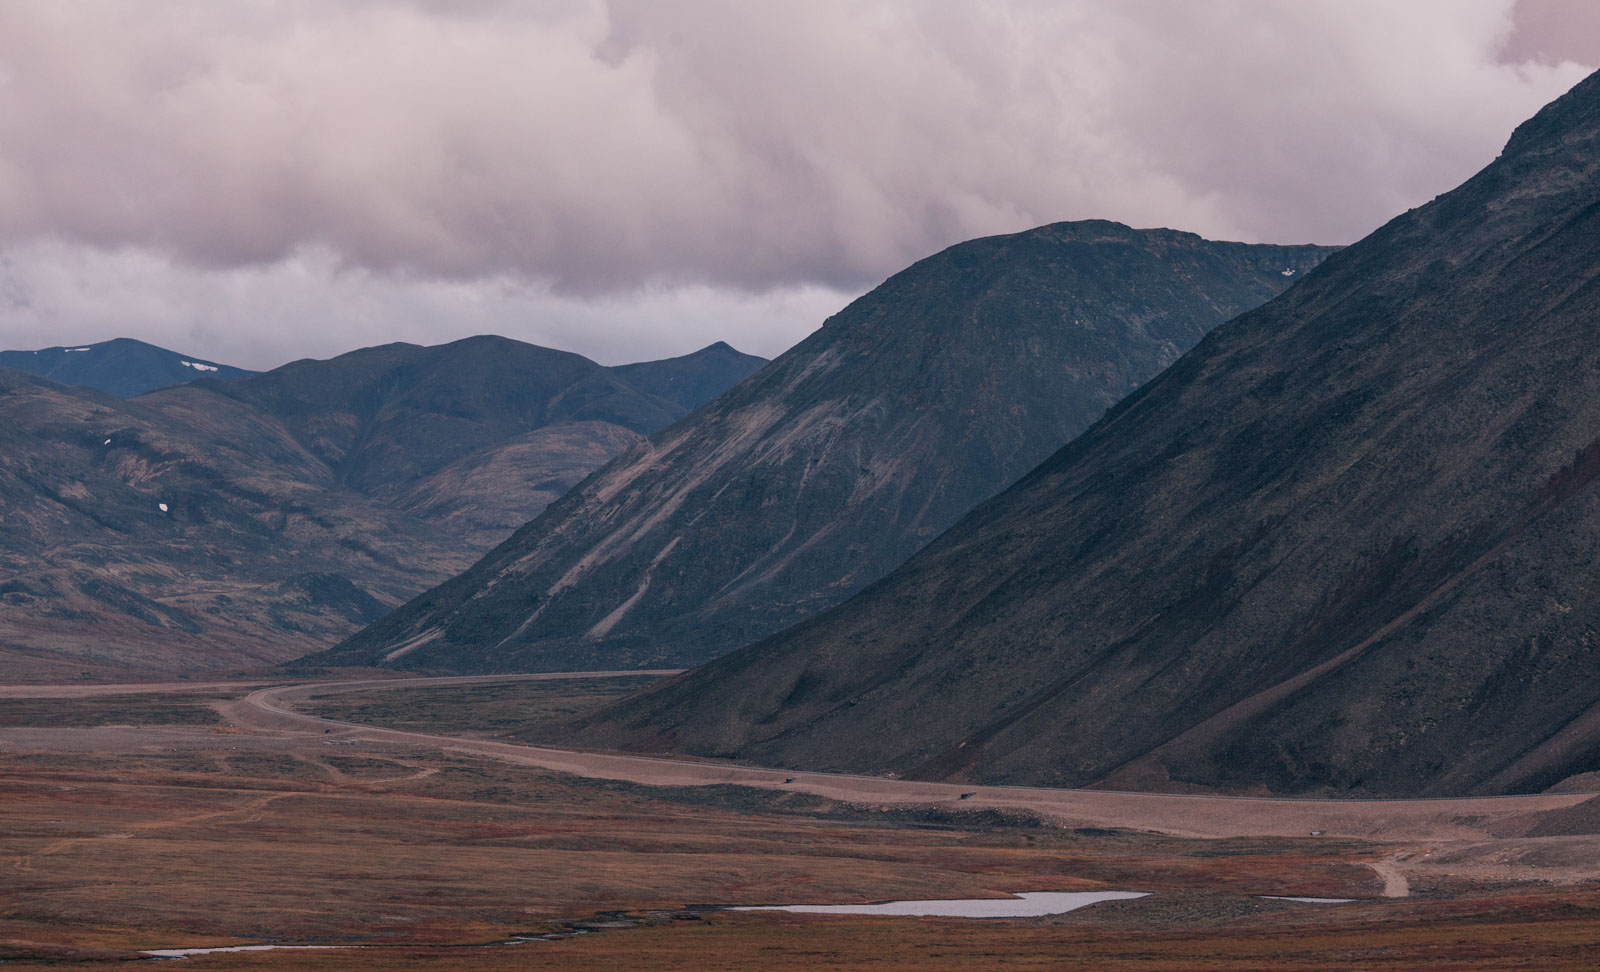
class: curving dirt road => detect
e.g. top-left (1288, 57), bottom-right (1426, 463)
top-left (215, 674), bottom-right (1597, 849)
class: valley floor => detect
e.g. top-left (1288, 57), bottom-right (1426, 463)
top-left (2, 674), bottom-right (1598, 968)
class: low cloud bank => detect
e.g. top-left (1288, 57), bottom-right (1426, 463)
top-left (0, 1), bottom-right (1591, 364)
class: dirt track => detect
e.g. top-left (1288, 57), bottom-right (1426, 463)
top-left (5, 672), bottom-right (1600, 901)
top-left (210, 674), bottom-right (1597, 847)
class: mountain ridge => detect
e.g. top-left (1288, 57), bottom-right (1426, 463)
top-left (0, 337), bottom-right (256, 397)
top-left (0, 336), bottom-right (762, 678)
top-left (570, 70), bottom-right (1600, 798)
top-left (610, 341), bottom-right (770, 413)
top-left (322, 220), bottom-right (1338, 673)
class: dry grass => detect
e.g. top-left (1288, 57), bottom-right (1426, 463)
top-left (0, 693), bottom-right (223, 728)
top-left (302, 675), bottom-right (664, 740)
top-left (0, 746), bottom-right (1381, 959)
top-left (17, 899), bottom-right (1600, 970)
top-left (3, 681), bottom-right (1598, 969)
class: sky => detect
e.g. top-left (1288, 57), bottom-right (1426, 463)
top-left (0, 0), bottom-right (1595, 369)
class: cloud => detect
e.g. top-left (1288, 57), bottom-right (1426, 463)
top-left (0, 1), bottom-right (1589, 293)
top-left (1502, 0), bottom-right (1600, 66)
top-left (0, 241), bottom-right (849, 368)
top-left (0, 1), bottom-right (1592, 367)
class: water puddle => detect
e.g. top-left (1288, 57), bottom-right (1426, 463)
top-left (1259, 895), bottom-right (1357, 904)
top-left (145, 913), bottom-right (649, 958)
top-left (144, 893), bottom-right (1155, 957)
top-left (145, 945), bottom-right (348, 958)
top-left (732, 890), bottom-right (1148, 918)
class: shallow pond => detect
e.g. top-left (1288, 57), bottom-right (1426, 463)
top-left (732, 890), bottom-right (1149, 918)
top-left (145, 890), bottom-right (1154, 956)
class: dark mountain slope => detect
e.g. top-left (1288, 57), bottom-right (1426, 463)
top-left (578, 71), bottom-right (1600, 799)
top-left (610, 341), bottom-right (768, 412)
top-left (326, 223), bottom-right (1336, 672)
top-left (182, 335), bottom-right (683, 500)
top-left (0, 368), bottom-right (463, 677)
top-left (392, 421), bottom-right (646, 550)
top-left (0, 338), bottom-right (255, 396)
top-left (0, 338), bottom-right (763, 678)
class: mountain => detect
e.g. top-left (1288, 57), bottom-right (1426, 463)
top-left (0, 338), bottom-right (256, 396)
top-left (179, 335), bottom-right (762, 548)
top-left (0, 368), bottom-right (460, 678)
top-left (0, 337), bottom-right (762, 678)
top-left (194, 336), bottom-right (684, 498)
top-left (324, 222), bottom-right (1337, 673)
top-left (610, 341), bottom-right (769, 412)
top-left (574, 72), bottom-right (1600, 799)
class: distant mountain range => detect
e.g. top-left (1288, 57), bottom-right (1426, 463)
top-left (0, 338), bottom-right (257, 396)
top-left (190, 337), bottom-right (764, 547)
top-left (574, 70), bottom-right (1600, 798)
top-left (611, 342), bottom-right (769, 413)
top-left (322, 221), bottom-right (1336, 673)
top-left (0, 336), bottom-right (763, 678)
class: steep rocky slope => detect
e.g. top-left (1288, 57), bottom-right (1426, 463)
top-left (0, 337), bottom-right (761, 678)
top-left (578, 71), bottom-right (1600, 799)
top-left (327, 223), bottom-right (1335, 672)
top-left (0, 338), bottom-right (256, 396)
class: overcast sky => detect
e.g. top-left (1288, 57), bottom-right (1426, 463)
top-left (0, 0), bottom-right (1595, 369)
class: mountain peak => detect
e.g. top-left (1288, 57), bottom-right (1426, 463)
top-left (0, 338), bottom-right (255, 397)
top-left (1499, 67), bottom-right (1600, 160)
top-left (605, 342), bottom-right (768, 413)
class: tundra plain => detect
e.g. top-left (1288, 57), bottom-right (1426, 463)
top-left (3, 674), bottom-right (1599, 969)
